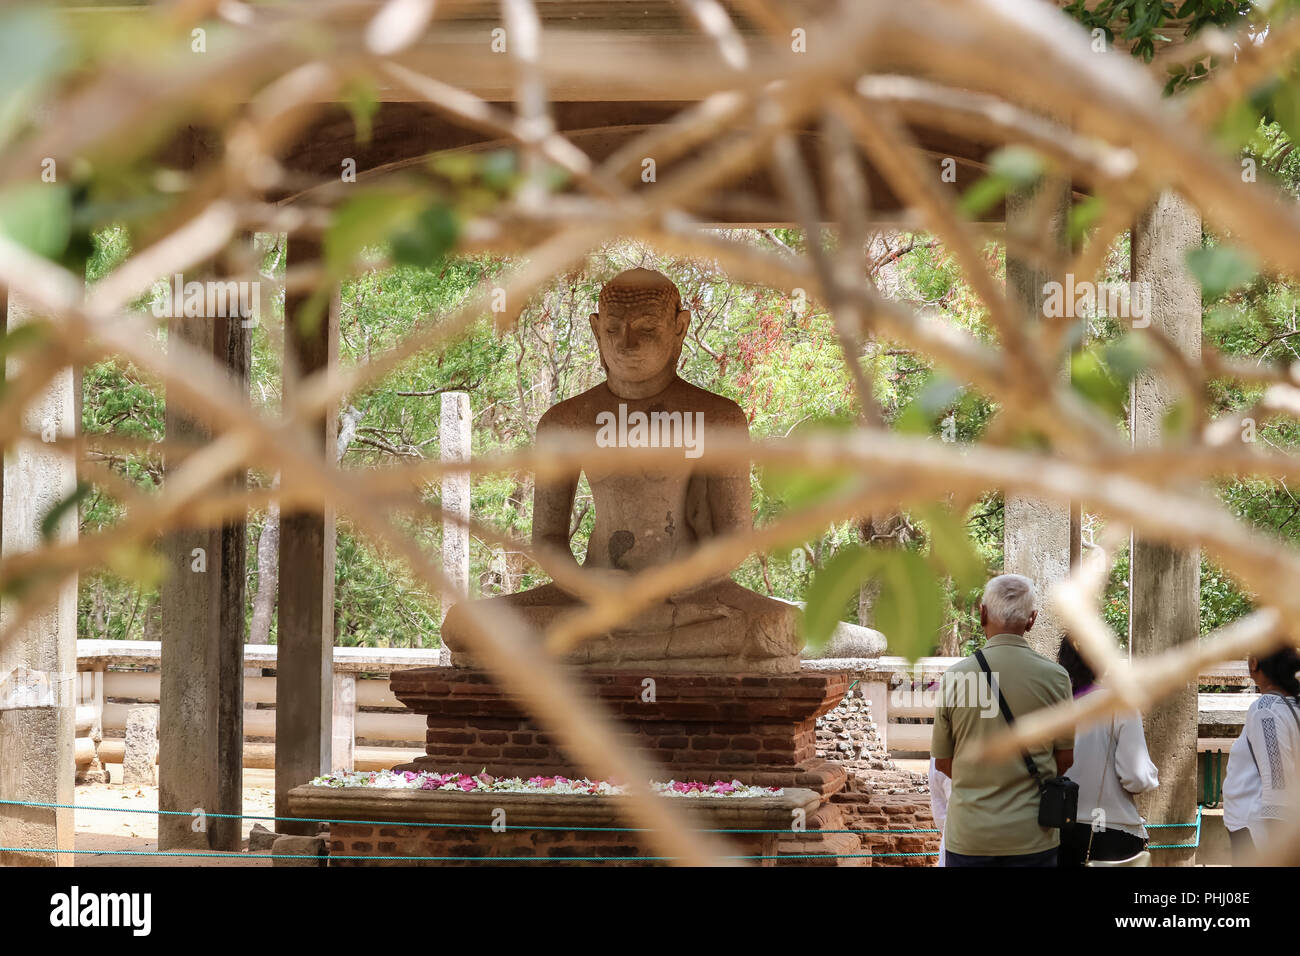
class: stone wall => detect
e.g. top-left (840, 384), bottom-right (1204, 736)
top-left (815, 687), bottom-right (941, 866)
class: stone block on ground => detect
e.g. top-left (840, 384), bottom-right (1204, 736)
top-left (272, 834), bottom-right (327, 866)
top-left (248, 822), bottom-right (282, 853)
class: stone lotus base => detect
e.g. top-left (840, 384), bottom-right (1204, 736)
top-left (389, 667), bottom-right (850, 796)
top-left (287, 784), bottom-right (821, 866)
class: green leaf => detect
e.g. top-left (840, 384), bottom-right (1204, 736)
top-left (0, 183), bottom-right (71, 260)
top-left (429, 153), bottom-right (480, 184)
top-left (801, 546), bottom-right (947, 661)
top-left (0, 6), bottom-right (68, 149)
top-left (1162, 399), bottom-right (1190, 439)
top-left (0, 321), bottom-right (46, 361)
top-left (918, 506), bottom-right (987, 593)
top-left (895, 377), bottom-right (962, 436)
top-left (958, 147), bottom-right (1045, 218)
top-left (344, 80), bottom-right (380, 146)
top-left (1067, 334), bottom-right (1153, 411)
top-left (989, 146), bottom-right (1046, 188)
top-left (324, 188), bottom-right (425, 276)
top-left (1186, 245), bottom-right (1258, 299)
top-left (957, 175), bottom-right (1011, 218)
top-left (39, 481), bottom-right (91, 542)
top-left (1067, 196), bottom-right (1105, 244)
top-left (1270, 78), bottom-right (1300, 149)
top-left (480, 149), bottom-right (520, 194)
top-left (105, 543), bottom-right (167, 589)
top-left (391, 202), bottom-right (459, 268)
top-left (871, 549), bottom-right (946, 662)
top-left (800, 545), bottom-right (877, 652)
top-left (1070, 348), bottom-right (1128, 419)
top-left (1213, 99), bottom-right (1261, 150)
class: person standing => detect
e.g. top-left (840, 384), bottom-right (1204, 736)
top-left (1223, 646), bottom-right (1300, 864)
top-left (928, 756), bottom-right (952, 867)
top-left (932, 574), bottom-right (1074, 867)
top-left (1055, 638), bottom-right (1159, 866)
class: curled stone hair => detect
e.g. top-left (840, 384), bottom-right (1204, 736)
top-left (597, 267), bottom-right (682, 315)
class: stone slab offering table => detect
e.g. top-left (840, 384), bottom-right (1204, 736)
top-left (288, 783), bottom-right (822, 865)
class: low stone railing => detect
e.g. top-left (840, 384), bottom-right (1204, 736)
top-left (75, 641), bottom-right (1258, 772)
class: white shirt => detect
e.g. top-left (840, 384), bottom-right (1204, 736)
top-left (1223, 693), bottom-right (1300, 840)
top-left (929, 757), bottom-right (951, 866)
top-left (1071, 690), bottom-right (1160, 838)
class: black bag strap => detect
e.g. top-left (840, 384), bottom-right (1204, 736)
top-left (974, 649), bottom-right (1044, 792)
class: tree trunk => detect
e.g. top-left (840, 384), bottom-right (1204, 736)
top-left (249, 406), bottom-right (365, 645)
top-left (938, 617), bottom-right (963, 657)
top-left (248, 503), bottom-right (279, 645)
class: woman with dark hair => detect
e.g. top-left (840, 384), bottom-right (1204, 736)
top-left (1223, 645), bottom-right (1300, 864)
top-left (1056, 637), bottom-right (1160, 867)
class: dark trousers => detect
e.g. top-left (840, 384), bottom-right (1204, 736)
top-left (1057, 823), bottom-right (1146, 867)
top-left (945, 846), bottom-right (1058, 867)
top-left (1228, 828), bottom-right (1255, 866)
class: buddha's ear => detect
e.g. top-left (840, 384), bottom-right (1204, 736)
top-left (674, 308), bottom-right (691, 341)
top-left (588, 311), bottom-right (599, 336)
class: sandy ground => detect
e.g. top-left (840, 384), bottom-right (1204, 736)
top-left (74, 765), bottom-right (277, 867)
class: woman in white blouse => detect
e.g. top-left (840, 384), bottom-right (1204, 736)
top-left (1056, 638), bottom-right (1160, 867)
top-left (1223, 646), bottom-right (1300, 864)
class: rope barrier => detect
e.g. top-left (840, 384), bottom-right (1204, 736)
top-left (0, 797), bottom-right (1203, 858)
top-left (0, 844), bottom-right (935, 861)
top-left (1146, 805), bottom-right (1202, 850)
top-left (0, 797), bottom-right (939, 834)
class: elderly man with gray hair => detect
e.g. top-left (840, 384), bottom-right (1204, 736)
top-left (931, 573), bottom-right (1074, 866)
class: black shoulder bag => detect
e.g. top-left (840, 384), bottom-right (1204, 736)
top-left (975, 649), bottom-right (1079, 829)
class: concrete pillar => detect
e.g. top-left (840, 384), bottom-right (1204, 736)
top-left (158, 311), bottom-right (249, 851)
top-left (440, 392), bottom-right (471, 624)
top-left (1130, 192), bottom-right (1201, 866)
top-left (275, 236), bottom-right (338, 835)
top-left (0, 289), bottom-right (77, 866)
top-left (214, 313), bottom-right (250, 848)
top-left (331, 672), bottom-right (355, 772)
top-left (1004, 189), bottom-right (1072, 658)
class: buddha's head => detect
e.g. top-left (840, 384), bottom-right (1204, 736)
top-left (590, 268), bottom-right (690, 396)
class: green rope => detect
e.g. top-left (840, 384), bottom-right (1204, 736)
top-left (0, 796), bottom-right (1204, 843)
top-left (0, 797), bottom-right (941, 834)
top-left (1147, 805), bottom-right (1202, 850)
top-left (0, 845), bottom-right (935, 861)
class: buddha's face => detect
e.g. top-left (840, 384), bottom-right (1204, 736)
top-left (589, 300), bottom-right (689, 386)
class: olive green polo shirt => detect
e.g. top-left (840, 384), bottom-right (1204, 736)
top-left (931, 633), bottom-right (1074, 857)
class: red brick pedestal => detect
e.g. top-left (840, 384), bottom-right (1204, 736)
top-left (289, 668), bottom-right (869, 866)
top-left (389, 667), bottom-right (849, 796)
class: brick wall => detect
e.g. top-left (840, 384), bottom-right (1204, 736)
top-left (328, 820), bottom-right (780, 866)
top-left (393, 668), bottom-right (848, 794)
top-left (830, 782), bottom-right (941, 866)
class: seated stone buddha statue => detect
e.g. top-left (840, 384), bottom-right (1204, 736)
top-left (440, 267), bottom-right (802, 674)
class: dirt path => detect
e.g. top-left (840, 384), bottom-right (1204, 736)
top-left (74, 766), bottom-right (278, 867)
